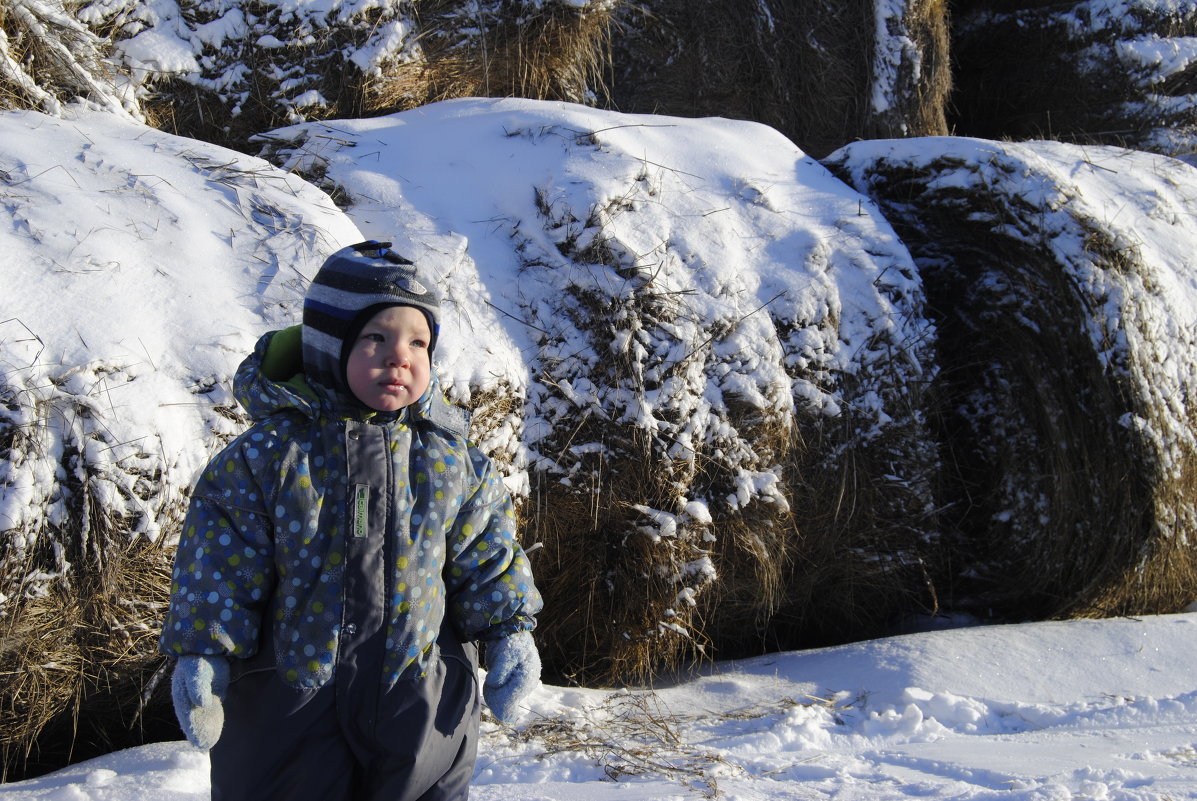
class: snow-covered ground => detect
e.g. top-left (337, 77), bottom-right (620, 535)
top-left (2, 613), bottom-right (1196, 800)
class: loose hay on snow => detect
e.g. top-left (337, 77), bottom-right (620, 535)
top-left (826, 137), bottom-right (1197, 620)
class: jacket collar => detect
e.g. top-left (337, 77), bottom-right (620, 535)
top-left (233, 327), bottom-right (469, 439)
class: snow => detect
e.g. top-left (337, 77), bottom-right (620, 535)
top-left (2, 614), bottom-right (1196, 799)
top-left (3, 93), bottom-right (1197, 799)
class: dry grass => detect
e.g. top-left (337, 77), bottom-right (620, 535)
top-left (0, 521), bottom-right (175, 780)
top-left (0, 0), bottom-right (124, 116)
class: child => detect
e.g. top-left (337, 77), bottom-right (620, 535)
top-left (160, 240), bottom-right (543, 801)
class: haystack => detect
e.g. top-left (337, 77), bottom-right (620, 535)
top-left (952, 0), bottom-right (1197, 160)
top-left (260, 98), bottom-right (942, 684)
top-left (0, 108), bottom-right (358, 777)
top-left (71, 0), bottom-right (618, 152)
top-left (608, 0), bottom-right (951, 158)
top-left (826, 137), bottom-right (1197, 620)
top-left (0, 0), bottom-right (130, 117)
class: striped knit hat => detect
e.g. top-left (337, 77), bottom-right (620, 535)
top-left (302, 240), bottom-right (440, 396)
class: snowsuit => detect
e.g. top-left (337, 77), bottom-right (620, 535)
top-left (160, 329), bottom-right (542, 801)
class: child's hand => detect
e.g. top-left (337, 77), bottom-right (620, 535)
top-left (482, 631), bottom-right (541, 725)
top-left (171, 654), bottom-right (231, 749)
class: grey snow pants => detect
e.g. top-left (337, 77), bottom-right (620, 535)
top-left (209, 627), bottom-right (480, 801)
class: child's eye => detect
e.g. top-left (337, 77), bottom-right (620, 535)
top-left (362, 332), bottom-right (385, 343)
top-left (411, 339), bottom-right (427, 349)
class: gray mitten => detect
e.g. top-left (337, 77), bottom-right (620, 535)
top-left (171, 654), bottom-right (230, 750)
top-left (483, 631), bottom-right (541, 725)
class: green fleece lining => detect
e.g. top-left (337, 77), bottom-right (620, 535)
top-left (260, 325), bottom-right (317, 400)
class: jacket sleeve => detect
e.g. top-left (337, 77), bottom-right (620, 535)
top-left (445, 447), bottom-right (543, 642)
top-left (159, 437), bottom-right (276, 660)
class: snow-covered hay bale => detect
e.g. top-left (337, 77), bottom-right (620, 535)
top-left (259, 98), bottom-right (941, 683)
top-left (0, 108), bottom-right (358, 773)
top-left (826, 137), bottom-right (1197, 620)
top-left (72, 0), bottom-right (616, 151)
top-left (609, 0), bottom-right (951, 158)
top-left (953, 0), bottom-right (1197, 160)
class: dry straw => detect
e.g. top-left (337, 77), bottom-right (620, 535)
top-left (0, 0), bottom-right (127, 116)
top-left (137, 0), bottom-right (617, 152)
top-left (952, 1), bottom-right (1197, 158)
top-left (0, 391), bottom-right (181, 779)
top-left (608, 0), bottom-right (951, 158)
top-left (825, 142), bottom-right (1197, 622)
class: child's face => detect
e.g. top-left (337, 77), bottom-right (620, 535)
top-left (345, 305), bottom-right (432, 411)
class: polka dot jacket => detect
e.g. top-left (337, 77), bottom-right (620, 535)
top-left (160, 330), bottom-right (542, 688)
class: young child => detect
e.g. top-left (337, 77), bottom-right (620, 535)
top-left (160, 240), bottom-right (543, 801)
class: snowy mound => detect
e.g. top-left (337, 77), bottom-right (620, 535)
top-left (0, 109), bottom-right (359, 552)
top-left (0, 106), bottom-right (362, 768)
top-left (259, 98), bottom-right (940, 679)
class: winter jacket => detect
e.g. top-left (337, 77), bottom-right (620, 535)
top-left (160, 328), bottom-right (541, 688)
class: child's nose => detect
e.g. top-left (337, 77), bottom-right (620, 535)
top-left (386, 346), bottom-right (410, 367)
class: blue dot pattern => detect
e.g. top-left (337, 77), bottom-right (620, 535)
top-left (160, 332), bottom-right (542, 688)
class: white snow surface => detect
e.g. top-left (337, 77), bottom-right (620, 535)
top-left (1, 613), bottom-right (1196, 799)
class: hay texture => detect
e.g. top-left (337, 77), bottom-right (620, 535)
top-left (608, 0), bottom-right (951, 159)
top-left (0, 0), bottom-right (131, 117)
top-left (66, 0), bottom-right (618, 151)
top-left (259, 98), bottom-right (941, 684)
top-left (826, 137), bottom-right (1197, 620)
top-left (0, 108), bottom-right (358, 775)
top-left (953, 0), bottom-right (1197, 161)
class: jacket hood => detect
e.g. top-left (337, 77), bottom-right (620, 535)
top-left (233, 326), bottom-right (469, 438)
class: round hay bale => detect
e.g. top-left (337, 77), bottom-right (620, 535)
top-left (826, 137), bottom-right (1197, 620)
top-left (608, 0), bottom-right (951, 159)
top-left (0, 532), bottom-right (178, 780)
top-left (509, 173), bottom-right (798, 684)
top-left (410, 0), bottom-right (615, 107)
top-left (952, 1), bottom-right (1197, 160)
top-left (72, 0), bottom-right (617, 152)
top-left (760, 227), bottom-right (943, 651)
top-left (0, 109), bottom-right (360, 777)
top-left (260, 99), bottom-right (942, 684)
